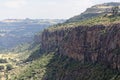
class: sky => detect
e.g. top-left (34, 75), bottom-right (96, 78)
top-left (0, 0), bottom-right (120, 20)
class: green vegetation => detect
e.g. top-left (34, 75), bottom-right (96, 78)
top-left (48, 15), bottom-right (120, 31)
top-left (11, 43), bottom-right (31, 53)
top-left (6, 64), bottom-right (13, 71)
top-left (12, 53), bottom-right (120, 80)
top-left (0, 43), bottom-right (40, 80)
top-left (66, 2), bottom-right (120, 23)
top-left (0, 59), bottom-right (7, 63)
top-left (9, 14), bottom-right (120, 80)
top-left (112, 6), bottom-right (119, 16)
top-left (0, 5), bottom-right (120, 80)
top-left (14, 53), bottom-right (54, 80)
top-left (66, 13), bottom-right (101, 23)
top-left (25, 44), bottom-right (41, 61)
top-left (0, 65), bottom-right (4, 71)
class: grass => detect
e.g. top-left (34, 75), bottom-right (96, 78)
top-left (0, 53), bottom-right (21, 80)
top-left (48, 15), bottom-right (120, 31)
top-left (0, 43), bottom-right (41, 80)
top-left (13, 53), bottom-right (54, 80)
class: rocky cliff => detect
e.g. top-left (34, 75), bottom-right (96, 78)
top-left (40, 23), bottom-right (120, 71)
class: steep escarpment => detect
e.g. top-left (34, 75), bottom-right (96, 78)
top-left (14, 16), bottom-right (120, 80)
top-left (40, 23), bottom-right (120, 71)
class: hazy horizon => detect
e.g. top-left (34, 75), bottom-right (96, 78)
top-left (0, 0), bottom-right (120, 20)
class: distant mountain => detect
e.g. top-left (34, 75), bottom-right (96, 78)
top-left (0, 19), bottom-right (65, 51)
top-left (66, 2), bottom-right (120, 23)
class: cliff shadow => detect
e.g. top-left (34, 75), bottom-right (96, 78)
top-left (41, 53), bottom-right (119, 80)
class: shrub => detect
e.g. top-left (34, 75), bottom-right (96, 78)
top-left (0, 59), bottom-right (7, 63)
top-left (0, 65), bottom-right (4, 71)
top-left (6, 64), bottom-right (13, 71)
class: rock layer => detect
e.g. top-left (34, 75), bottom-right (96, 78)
top-left (40, 23), bottom-right (120, 70)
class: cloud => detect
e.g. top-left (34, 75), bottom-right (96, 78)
top-left (4, 0), bottom-right (27, 8)
top-left (0, 0), bottom-right (110, 19)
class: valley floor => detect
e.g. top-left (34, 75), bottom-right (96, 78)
top-left (0, 52), bottom-right (119, 80)
top-left (9, 53), bottom-right (120, 80)
top-left (0, 53), bottom-right (29, 80)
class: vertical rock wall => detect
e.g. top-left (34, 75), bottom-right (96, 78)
top-left (40, 24), bottom-right (120, 70)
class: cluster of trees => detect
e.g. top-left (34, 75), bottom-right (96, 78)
top-left (105, 6), bottom-right (120, 16)
top-left (112, 6), bottom-right (119, 16)
top-left (6, 64), bottom-right (13, 71)
top-left (0, 59), bottom-right (7, 63)
top-left (0, 65), bottom-right (4, 71)
top-left (0, 64), bottom-right (13, 71)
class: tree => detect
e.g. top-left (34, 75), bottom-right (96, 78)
top-left (6, 64), bottom-right (13, 71)
top-left (0, 59), bottom-right (7, 63)
top-left (0, 65), bottom-right (4, 71)
top-left (112, 6), bottom-right (119, 16)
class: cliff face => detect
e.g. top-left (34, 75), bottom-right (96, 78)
top-left (40, 23), bottom-right (120, 71)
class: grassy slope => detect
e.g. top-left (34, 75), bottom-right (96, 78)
top-left (14, 53), bottom-right (120, 80)
top-left (0, 43), bottom-right (41, 80)
top-left (13, 53), bottom-right (54, 80)
top-left (48, 15), bottom-right (120, 31)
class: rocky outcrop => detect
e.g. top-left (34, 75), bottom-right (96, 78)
top-left (66, 2), bottom-right (120, 23)
top-left (40, 23), bottom-right (120, 71)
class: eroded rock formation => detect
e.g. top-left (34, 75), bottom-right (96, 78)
top-left (40, 23), bottom-right (120, 70)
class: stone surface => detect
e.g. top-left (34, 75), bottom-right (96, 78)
top-left (39, 23), bottom-right (120, 71)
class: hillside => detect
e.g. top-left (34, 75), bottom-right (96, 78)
top-left (48, 15), bottom-right (120, 31)
top-left (9, 14), bottom-right (120, 80)
top-left (66, 2), bottom-right (120, 23)
top-left (40, 16), bottom-right (120, 71)
top-left (0, 19), bottom-right (65, 51)
top-left (1, 2), bottom-right (120, 80)
top-left (14, 53), bottom-right (120, 80)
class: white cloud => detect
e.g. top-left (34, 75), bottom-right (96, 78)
top-left (4, 0), bottom-right (27, 8)
top-left (1, 0), bottom-right (117, 19)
